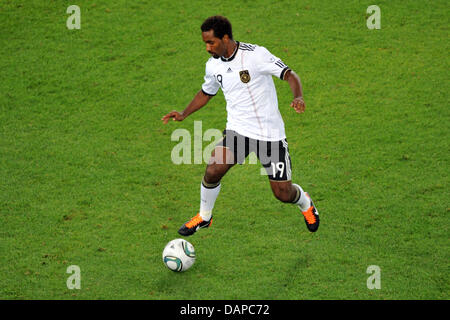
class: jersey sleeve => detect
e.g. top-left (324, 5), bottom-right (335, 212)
top-left (201, 60), bottom-right (220, 96)
top-left (255, 46), bottom-right (291, 80)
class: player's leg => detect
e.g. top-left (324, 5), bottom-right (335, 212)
top-left (261, 139), bottom-right (319, 232)
top-left (178, 145), bottom-right (236, 236)
top-left (269, 178), bottom-right (319, 233)
top-left (269, 180), bottom-right (296, 203)
top-left (200, 130), bottom-right (245, 219)
top-left (203, 145), bottom-right (236, 185)
top-left (200, 145), bottom-right (235, 220)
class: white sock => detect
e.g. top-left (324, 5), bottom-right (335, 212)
top-left (199, 179), bottom-right (221, 221)
top-left (292, 183), bottom-right (311, 211)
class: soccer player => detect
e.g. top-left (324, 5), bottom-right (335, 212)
top-left (162, 16), bottom-right (319, 235)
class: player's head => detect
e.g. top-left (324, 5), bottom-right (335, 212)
top-left (201, 16), bottom-right (233, 58)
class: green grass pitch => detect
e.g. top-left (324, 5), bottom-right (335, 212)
top-left (0, 0), bottom-right (448, 299)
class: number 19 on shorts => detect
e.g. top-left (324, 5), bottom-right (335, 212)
top-left (271, 162), bottom-right (285, 178)
top-left (262, 161), bottom-right (289, 181)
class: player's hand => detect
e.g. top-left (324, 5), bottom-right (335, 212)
top-left (161, 111), bottom-right (185, 124)
top-left (291, 97), bottom-right (306, 114)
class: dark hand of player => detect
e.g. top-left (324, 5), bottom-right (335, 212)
top-left (291, 97), bottom-right (306, 114)
top-left (161, 111), bottom-right (185, 124)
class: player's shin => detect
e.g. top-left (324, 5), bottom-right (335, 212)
top-left (199, 177), bottom-right (221, 221)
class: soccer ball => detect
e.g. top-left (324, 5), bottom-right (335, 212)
top-left (162, 239), bottom-right (196, 272)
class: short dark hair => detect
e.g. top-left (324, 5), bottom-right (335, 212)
top-left (201, 16), bottom-right (233, 40)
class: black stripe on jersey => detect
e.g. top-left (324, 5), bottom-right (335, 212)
top-left (202, 89), bottom-right (217, 96)
top-left (239, 47), bottom-right (254, 52)
top-left (239, 43), bottom-right (256, 51)
top-left (280, 67), bottom-right (291, 80)
top-left (275, 59), bottom-right (287, 68)
top-left (239, 43), bottom-right (253, 49)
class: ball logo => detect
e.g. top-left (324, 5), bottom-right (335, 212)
top-left (164, 256), bottom-right (183, 272)
top-left (182, 241), bottom-right (196, 258)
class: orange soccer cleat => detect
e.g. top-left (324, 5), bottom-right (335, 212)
top-left (178, 213), bottom-right (213, 236)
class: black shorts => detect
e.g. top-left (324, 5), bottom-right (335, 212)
top-left (216, 130), bottom-right (292, 181)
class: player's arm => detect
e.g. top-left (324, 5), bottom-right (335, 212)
top-left (161, 90), bottom-right (213, 124)
top-left (284, 70), bottom-right (306, 114)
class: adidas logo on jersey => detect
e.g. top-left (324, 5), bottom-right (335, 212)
top-left (227, 67), bottom-right (233, 73)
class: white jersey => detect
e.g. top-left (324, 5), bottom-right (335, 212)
top-left (201, 41), bottom-right (291, 141)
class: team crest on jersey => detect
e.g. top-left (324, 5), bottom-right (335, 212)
top-left (239, 70), bottom-right (251, 83)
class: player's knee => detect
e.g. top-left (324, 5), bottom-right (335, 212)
top-left (204, 165), bottom-right (223, 185)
